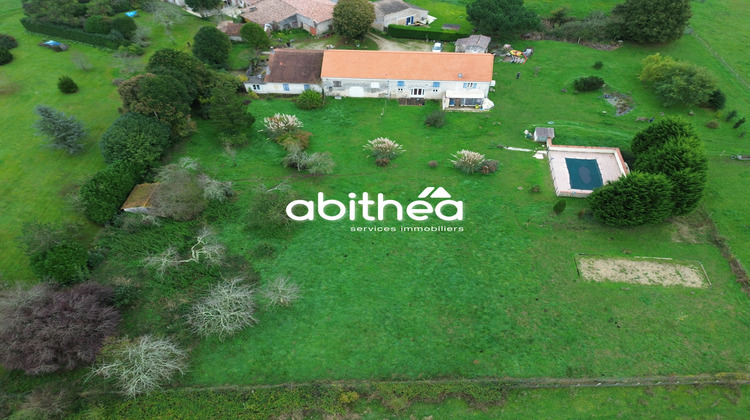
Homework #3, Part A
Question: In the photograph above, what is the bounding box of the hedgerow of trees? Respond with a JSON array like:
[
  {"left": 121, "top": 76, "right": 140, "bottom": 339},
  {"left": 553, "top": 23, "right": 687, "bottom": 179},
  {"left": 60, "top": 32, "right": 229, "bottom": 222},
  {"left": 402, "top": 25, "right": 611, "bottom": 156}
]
[
  {"left": 639, "top": 54, "right": 718, "bottom": 107},
  {"left": 79, "top": 160, "right": 143, "bottom": 225}
]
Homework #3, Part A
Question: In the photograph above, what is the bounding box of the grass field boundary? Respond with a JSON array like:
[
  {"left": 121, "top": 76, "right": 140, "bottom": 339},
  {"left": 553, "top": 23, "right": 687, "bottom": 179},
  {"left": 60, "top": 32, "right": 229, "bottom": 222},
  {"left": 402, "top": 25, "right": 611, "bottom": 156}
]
[
  {"left": 691, "top": 32, "right": 750, "bottom": 91},
  {"left": 69, "top": 372, "right": 750, "bottom": 399}
]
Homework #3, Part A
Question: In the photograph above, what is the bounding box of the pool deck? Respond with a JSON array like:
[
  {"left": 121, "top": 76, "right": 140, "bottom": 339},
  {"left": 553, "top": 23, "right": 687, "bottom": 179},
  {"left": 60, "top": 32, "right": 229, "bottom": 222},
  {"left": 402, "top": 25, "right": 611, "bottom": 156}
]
[{"left": 547, "top": 142, "right": 629, "bottom": 197}]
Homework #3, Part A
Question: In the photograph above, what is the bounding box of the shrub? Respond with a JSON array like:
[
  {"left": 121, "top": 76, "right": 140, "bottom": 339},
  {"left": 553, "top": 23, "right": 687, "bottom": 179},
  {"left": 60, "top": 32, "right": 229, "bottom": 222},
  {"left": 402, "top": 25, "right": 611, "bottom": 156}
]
[
  {"left": 100, "top": 113, "right": 171, "bottom": 167},
  {"left": 479, "top": 159, "right": 499, "bottom": 174},
  {"left": 283, "top": 148, "right": 335, "bottom": 175},
  {"left": 32, "top": 241, "right": 89, "bottom": 284},
  {"left": 18, "top": 387, "right": 72, "bottom": 419},
  {"left": 260, "top": 276, "right": 300, "bottom": 307},
  {"left": 0, "top": 34, "right": 18, "bottom": 50},
  {"left": 90, "top": 335, "right": 187, "bottom": 397},
  {"left": 186, "top": 277, "right": 257, "bottom": 340},
  {"left": 428, "top": 160, "right": 438, "bottom": 168},
  {"left": 221, "top": 133, "right": 250, "bottom": 148},
  {"left": 277, "top": 130, "right": 311, "bottom": 151},
  {"left": 705, "top": 120, "right": 719, "bottom": 129},
  {"left": 198, "top": 174, "right": 233, "bottom": 202},
  {"left": 530, "top": 185, "right": 541, "bottom": 193},
  {"left": 725, "top": 109, "right": 738, "bottom": 122},
  {"left": 364, "top": 137, "right": 405, "bottom": 160},
  {"left": 84, "top": 15, "right": 113, "bottom": 35},
  {"left": 296, "top": 89, "right": 324, "bottom": 110},
  {"left": 588, "top": 172, "right": 674, "bottom": 226},
  {"left": 573, "top": 75, "right": 605, "bottom": 92},
  {"left": 553, "top": 199, "right": 567, "bottom": 214},
  {"left": 247, "top": 183, "right": 298, "bottom": 235},
  {"left": 0, "top": 47, "right": 12, "bottom": 65},
  {"left": 450, "top": 150, "right": 485, "bottom": 174},
  {"left": 425, "top": 110, "right": 446, "bottom": 128},
  {"left": 151, "top": 159, "right": 208, "bottom": 221},
  {"left": 79, "top": 161, "right": 143, "bottom": 225},
  {"left": 112, "top": 15, "right": 137, "bottom": 40},
  {"left": 0, "top": 283, "right": 120, "bottom": 375},
  {"left": 734, "top": 117, "right": 746, "bottom": 129},
  {"left": 57, "top": 75, "right": 79, "bottom": 94},
  {"left": 593, "top": 60, "right": 603, "bottom": 69},
  {"left": 705, "top": 89, "right": 726, "bottom": 110},
  {"left": 263, "top": 113, "right": 303, "bottom": 139}
]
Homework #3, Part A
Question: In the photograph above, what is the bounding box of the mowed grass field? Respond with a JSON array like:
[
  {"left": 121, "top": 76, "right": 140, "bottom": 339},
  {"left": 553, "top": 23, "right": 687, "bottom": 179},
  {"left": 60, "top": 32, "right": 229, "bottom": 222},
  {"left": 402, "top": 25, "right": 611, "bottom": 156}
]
[{"left": 0, "top": 1, "right": 211, "bottom": 281}]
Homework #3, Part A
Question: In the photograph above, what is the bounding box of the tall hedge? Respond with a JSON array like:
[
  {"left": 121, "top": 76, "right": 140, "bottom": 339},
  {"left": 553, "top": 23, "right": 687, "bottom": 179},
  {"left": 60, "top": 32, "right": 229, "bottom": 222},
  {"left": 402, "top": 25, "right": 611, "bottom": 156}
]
[
  {"left": 630, "top": 116, "right": 696, "bottom": 156},
  {"left": 387, "top": 25, "right": 470, "bottom": 41},
  {"left": 79, "top": 161, "right": 143, "bottom": 225},
  {"left": 21, "top": 18, "right": 130, "bottom": 49},
  {"left": 588, "top": 172, "right": 674, "bottom": 226},
  {"left": 100, "top": 113, "right": 171, "bottom": 167}
]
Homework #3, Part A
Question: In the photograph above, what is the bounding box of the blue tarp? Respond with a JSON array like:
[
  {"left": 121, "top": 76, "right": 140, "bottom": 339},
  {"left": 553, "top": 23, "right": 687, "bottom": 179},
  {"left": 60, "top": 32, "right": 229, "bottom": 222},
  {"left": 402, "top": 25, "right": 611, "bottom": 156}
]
[
  {"left": 43, "top": 40, "right": 61, "bottom": 46},
  {"left": 125, "top": 11, "right": 138, "bottom": 17}
]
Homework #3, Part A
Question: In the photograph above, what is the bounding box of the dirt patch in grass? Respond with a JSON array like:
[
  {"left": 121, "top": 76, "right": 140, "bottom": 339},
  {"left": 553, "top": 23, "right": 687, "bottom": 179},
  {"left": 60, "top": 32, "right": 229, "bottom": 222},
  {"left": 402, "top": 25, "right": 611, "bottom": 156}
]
[{"left": 576, "top": 256, "right": 708, "bottom": 288}]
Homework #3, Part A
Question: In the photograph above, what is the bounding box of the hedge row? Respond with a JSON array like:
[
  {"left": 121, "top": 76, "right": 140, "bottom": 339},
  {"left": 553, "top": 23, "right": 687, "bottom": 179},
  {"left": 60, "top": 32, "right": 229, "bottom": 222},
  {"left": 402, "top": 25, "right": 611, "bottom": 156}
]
[
  {"left": 387, "top": 25, "right": 471, "bottom": 42},
  {"left": 80, "top": 161, "right": 143, "bottom": 225},
  {"left": 20, "top": 18, "right": 130, "bottom": 50}
]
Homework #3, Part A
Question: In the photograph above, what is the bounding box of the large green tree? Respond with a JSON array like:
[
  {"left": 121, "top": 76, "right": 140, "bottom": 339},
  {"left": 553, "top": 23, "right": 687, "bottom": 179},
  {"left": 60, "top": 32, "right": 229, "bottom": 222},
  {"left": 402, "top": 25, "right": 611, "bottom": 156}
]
[
  {"left": 79, "top": 161, "right": 143, "bottom": 225},
  {"left": 640, "top": 54, "right": 717, "bottom": 107},
  {"left": 588, "top": 172, "right": 674, "bottom": 227},
  {"left": 240, "top": 22, "right": 271, "bottom": 51},
  {"left": 100, "top": 113, "right": 171, "bottom": 167},
  {"left": 118, "top": 73, "right": 195, "bottom": 138},
  {"left": 630, "top": 116, "right": 696, "bottom": 156},
  {"left": 333, "top": 0, "right": 375, "bottom": 40},
  {"left": 611, "top": 0, "right": 691, "bottom": 44},
  {"left": 205, "top": 74, "right": 255, "bottom": 135},
  {"left": 146, "top": 48, "right": 214, "bottom": 103},
  {"left": 466, "top": 0, "right": 539, "bottom": 38},
  {"left": 192, "top": 26, "right": 231, "bottom": 68},
  {"left": 34, "top": 105, "right": 86, "bottom": 154}
]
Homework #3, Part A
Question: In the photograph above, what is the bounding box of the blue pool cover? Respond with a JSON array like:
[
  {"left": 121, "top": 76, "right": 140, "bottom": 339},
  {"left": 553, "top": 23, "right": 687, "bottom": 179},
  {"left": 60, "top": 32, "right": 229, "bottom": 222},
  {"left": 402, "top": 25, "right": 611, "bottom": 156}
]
[{"left": 566, "top": 158, "right": 603, "bottom": 190}]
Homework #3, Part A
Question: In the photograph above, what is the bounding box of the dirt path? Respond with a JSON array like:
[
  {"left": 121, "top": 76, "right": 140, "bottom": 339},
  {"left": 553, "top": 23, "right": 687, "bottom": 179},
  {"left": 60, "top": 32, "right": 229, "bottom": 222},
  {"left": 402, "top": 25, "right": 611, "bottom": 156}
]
[{"left": 366, "top": 33, "right": 433, "bottom": 51}]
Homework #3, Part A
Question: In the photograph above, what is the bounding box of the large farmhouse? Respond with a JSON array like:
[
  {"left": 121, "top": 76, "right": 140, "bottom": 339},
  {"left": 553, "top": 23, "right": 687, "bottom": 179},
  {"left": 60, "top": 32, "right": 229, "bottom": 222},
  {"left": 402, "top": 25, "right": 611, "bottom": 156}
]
[{"left": 246, "top": 49, "right": 495, "bottom": 110}]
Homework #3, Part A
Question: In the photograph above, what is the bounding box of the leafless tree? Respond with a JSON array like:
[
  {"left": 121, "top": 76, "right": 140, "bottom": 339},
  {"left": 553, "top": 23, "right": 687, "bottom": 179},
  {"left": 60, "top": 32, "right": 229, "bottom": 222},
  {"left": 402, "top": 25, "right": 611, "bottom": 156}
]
[
  {"left": 144, "top": 226, "right": 225, "bottom": 275},
  {"left": 71, "top": 51, "right": 93, "bottom": 72},
  {"left": 260, "top": 276, "right": 301, "bottom": 308},
  {"left": 89, "top": 335, "right": 187, "bottom": 397},
  {"left": 186, "top": 276, "right": 257, "bottom": 340}
]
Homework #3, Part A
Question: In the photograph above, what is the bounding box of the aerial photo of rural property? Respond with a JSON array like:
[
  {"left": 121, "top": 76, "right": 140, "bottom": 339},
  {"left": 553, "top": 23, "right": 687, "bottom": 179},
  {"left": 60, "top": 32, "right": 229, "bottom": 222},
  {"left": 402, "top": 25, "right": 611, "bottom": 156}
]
[{"left": 2, "top": 0, "right": 750, "bottom": 417}]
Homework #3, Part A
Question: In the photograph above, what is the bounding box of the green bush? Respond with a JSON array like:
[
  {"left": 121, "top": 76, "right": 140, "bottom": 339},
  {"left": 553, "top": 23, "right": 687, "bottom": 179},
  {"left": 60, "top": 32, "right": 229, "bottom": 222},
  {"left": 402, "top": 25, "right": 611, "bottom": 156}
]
[
  {"left": 0, "top": 47, "right": 12, "bottom": 65},
  {"left": 553, "top": 199, "right": 567, "bottom": 214},
  {"left": 573, "top": 75, "right": 605, "bottom": 92},
  {"left": 0, "top": 34, "right": 18, "bottom": 50},
  {"left": 630, "top": 117, "right": 696, "bottom": 156},
  {"left": 296, "top": 89, "right": 324, "bottom": 110},
  {"left": 20, "top": 18, "right": 130, "bottom": 49},
  {"left": 734, "top": 117, "right": 746, "bottom": 129},
  {"left": 57, "top": 75, "right": 78, "bottom": 94},
  {"left": 705, "top": 120, "right": 719, "bottom": 129},
  {"left": 112, "top": 15, "right": 137, "bottom": 40},
  {"left": 725, "top": 109, "right": 738, "bottom": 122},
  {"left": 705, "top": 89, "right": 726, "bottom": 110},
  {"left": 84, "top": 15, "right": 113, "bottom": 35},
  {"left": 100, "top": 113, "right": 171, "bottom": 167},
  {"left": 79, "top": 161, "right": 143, "bottom": 225},
  {"left": 387, "top": 25, "right": 470, "bottom": 41},
  {"left": 31, "top": 241, "right": 89, "bottom": 284},
  {"left": 593, "top": 60, "right": 603, "bottom": 69},
  {"left": 479, "top": 159, "right": 499, "bottom": 174},
  {"left": 425, "top": 110, "right": 446, "bottom": 128},
  {"left": 588, "top": 172, "right": 674, "bottom": 226}
]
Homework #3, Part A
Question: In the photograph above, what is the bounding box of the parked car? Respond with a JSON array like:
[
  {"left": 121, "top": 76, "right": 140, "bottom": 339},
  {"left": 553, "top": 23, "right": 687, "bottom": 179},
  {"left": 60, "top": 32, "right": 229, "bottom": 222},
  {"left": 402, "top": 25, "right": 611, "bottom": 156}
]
[{"left": 432, "top": 42, "right": 442, "bottom": 53}]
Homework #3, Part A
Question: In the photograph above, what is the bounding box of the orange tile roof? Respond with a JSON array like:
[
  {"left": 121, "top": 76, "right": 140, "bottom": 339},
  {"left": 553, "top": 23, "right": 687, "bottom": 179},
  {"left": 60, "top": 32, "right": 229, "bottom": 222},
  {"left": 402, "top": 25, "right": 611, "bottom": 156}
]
[{"left": 321, "top": 50, "right": 494, "bottom": 82}]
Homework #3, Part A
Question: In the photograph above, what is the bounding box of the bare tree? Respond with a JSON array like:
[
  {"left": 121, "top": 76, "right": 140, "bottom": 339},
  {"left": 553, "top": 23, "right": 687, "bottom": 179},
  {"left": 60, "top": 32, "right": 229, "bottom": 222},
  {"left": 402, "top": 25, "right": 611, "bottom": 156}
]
[
  {"left": 113, "top": 48, "right": 143, "bottom": 77},
  {"left": 144, "top": 226, "right": 225, "bottom": 275},
  {"left": 89, "top": 335, "right": 187, "bottom": 397},
  {"left": 71, "top": 51, "right": 93, "bottom": 72},
  {"left": 152, "top": 3, "right": 185, "bottom": 46},
  {"left": 260, "top": 276, "right": 301, "bottom": 308},
  {"left": 186, "top": 276, "right": 257, "bottom": 340}
]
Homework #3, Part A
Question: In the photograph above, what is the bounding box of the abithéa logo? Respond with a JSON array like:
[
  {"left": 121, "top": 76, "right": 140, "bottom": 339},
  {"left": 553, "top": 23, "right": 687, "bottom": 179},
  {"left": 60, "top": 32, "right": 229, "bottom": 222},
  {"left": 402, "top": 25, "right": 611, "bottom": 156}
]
[{"left": 286, "top": 187, "right": 463, "bottom": 221}]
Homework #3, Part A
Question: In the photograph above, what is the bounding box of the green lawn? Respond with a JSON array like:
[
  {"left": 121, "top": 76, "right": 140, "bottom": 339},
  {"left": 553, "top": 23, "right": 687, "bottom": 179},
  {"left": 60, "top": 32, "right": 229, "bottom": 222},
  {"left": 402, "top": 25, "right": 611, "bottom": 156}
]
[{"left": 0, "top": 1, "right": 211, "bottom": 282}]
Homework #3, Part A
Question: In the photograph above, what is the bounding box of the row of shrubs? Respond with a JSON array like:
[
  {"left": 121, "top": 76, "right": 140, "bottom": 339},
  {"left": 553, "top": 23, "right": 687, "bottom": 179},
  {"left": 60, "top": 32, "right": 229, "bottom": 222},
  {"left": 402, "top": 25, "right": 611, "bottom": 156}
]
[
  {"left": 387, "top": 25, "right": 471, "bottom": 42},
  {"left": 20, "top": 18, "right": 131, "bottom": 50}
]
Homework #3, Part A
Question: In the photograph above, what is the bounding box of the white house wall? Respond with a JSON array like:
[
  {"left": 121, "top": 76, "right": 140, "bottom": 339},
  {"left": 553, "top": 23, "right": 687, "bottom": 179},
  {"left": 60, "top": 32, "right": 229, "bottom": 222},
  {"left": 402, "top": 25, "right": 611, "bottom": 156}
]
[
  {"left": 244, "top": 82, "right": 323, "bottom": 95},
  {"left": 373, "top": 8, "right": 429, "bottom": 31},
  {"left": 322, "top": 78, "right": 490, "bottom": 100}
]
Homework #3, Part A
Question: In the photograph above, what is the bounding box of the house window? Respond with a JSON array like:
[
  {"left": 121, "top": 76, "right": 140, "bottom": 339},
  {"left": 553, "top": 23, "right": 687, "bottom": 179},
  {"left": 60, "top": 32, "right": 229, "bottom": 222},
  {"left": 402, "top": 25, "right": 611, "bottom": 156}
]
[
  {"left": 303, "top": 84, "right": 311, "bottom": 91},
  {"left": 397, "top": 88, "right": 404, "bottom": 92},
  {"left": 432, "top": 82, "right": 440, "bottom": 88},
  {"left": 410, "top": 88, "right": 424, "bottom": 97},
  {"left": 463, "top": 82, "right": 477, "bottom": 89},
  {"left": 432, "top": 89, "right": 439, "bottom": 93},
  {"left": 333, "top": 80, "right": 342, "bottom": 87},
  {"left": 252, "top": 84, "right": 261, "bottom": 91},
  {"left": 397, "top": 81, "right": 405, "bottom": 87},
  {"left": 462, "top": 97, "right": 483, "bottom": 106},
  {"left": 283, "top": 84, "right": 290, "bottom": 91}
]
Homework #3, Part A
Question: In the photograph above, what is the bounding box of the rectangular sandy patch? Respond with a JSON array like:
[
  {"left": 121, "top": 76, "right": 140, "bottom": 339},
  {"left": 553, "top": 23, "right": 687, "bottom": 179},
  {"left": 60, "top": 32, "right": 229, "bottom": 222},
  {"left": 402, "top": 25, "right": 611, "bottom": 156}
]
[{"left": 575, "top": 256, "right": 709, "bottom": 288}]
